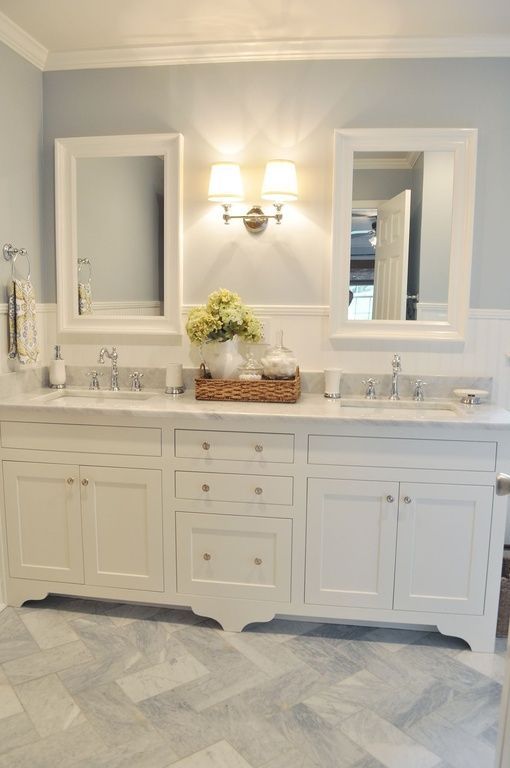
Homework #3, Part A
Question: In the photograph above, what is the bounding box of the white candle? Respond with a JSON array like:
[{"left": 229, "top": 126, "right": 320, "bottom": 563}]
[
  {"left": 166, "top": 363, "right": 183, "bottom": 389},
  {"left": 324, "top": 368, "right": 342, "bottom": 398}
]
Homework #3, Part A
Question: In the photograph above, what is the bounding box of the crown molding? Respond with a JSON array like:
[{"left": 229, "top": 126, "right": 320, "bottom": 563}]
[
  {"left": 44, "top": 35, "right": 510, "bottom": 71},
  {"left": 0, "top": 11, "right": 47, "bottom": 70}
]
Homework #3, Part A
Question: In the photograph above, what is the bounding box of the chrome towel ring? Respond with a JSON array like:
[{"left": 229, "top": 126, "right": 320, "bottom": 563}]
[{"left": 3, "top": 243, "right": 31, "bottom": 281}]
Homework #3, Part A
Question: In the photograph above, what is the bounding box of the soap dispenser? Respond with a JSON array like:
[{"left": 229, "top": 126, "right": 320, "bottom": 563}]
[{"left": 49, "top": 345, "right": 66, "bottom": 389}]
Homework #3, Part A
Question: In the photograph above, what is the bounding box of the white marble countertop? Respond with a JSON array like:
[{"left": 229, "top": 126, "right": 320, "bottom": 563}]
[{"left": 0, "top": 386, "right": 509, "bottom": 430}]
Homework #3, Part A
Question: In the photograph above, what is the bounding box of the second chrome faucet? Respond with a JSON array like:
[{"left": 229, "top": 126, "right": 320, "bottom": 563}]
[{"left": 389, "top": 353, "right": 401, "bottom": 400}]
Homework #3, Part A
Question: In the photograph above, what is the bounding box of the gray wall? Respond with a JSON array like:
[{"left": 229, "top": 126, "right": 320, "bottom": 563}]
[
  {"left": 41, "top": 59, "right": 510, "bottom": 309},
  {"left": 0, "top": 42, "right": 42, "bottom": 300}
]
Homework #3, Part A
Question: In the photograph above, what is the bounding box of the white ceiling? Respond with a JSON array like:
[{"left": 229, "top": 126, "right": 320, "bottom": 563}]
[{"left": 0, "top": 0, "right": 509, "bottom": 71}]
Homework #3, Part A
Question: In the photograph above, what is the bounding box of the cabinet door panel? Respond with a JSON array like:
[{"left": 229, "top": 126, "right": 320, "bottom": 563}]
[
  {"left": 394, "top": 483, "right": 493, "bottom": 614},
  {"left": 3, "top": 461, "right": 83, "bottom": 583},
  {"left": 306, "top": 478, "right": 399, "bottom": 609},
  {"left": 81, "top": 467, "right": 163, "bottom": 591}
]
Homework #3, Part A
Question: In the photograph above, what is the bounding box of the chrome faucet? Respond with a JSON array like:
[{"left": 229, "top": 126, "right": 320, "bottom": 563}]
[
  {"left": 389, "top": 354, "right": 401, "bottom": 400},
  {"left": 98, "top": 346, "right": 119, "bottom": 391}
]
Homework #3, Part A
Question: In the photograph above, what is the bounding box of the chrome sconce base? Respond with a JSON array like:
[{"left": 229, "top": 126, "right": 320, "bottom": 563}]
[{"left": 222, "top": 203, "right": 283, "bottom": 234}]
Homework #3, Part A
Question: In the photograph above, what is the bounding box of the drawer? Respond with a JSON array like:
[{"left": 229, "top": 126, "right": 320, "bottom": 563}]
[
  {"left": 308, "top": 435, "right": 496, "bottom": 472},
  {"left": 175, "top": 471, "right": 293, "bottom": 505},
  {"left": 176, "top": 511, "right": 292, "bottom": 601},
  {"left": 1, "top": 422, "right": 161, "bottom": 457},
  {"left": 175, "top": 429, "right": 294, "bottom": 463}
]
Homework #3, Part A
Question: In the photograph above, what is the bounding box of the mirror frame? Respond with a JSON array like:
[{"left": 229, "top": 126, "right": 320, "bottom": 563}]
[
  {"left": 330, "top": 128, "right": 477, "bottom": 341},
  {"left": 55, "top": 133, "right": 183, "bottom": 341}
]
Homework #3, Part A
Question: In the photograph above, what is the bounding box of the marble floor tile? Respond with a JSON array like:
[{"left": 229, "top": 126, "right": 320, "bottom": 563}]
[
  {"left": 72, "top": 733, "right": 178, "bottom": 768},
  {"left": 0, "top": 721, "right": 106, "bottom": 768},
  {"left": 303, "top": 669, "right": 396, "bottom": 725},
  {"left": 103, "top": 603, "right": 165, "bottom": 626},
  {"left": 2, "top": 639, "right": 93, "bottom": 685},
  {"left": 117, "top": 653, "right": 209, "bottom": 703},
  {"left": 15, "top": 673, "right": 85, "bottom": 737},
  {"left": 286, "top": 634, "right": 363, "bottom": 679},
  {"left": 406, "top": 712, "right": 495, "bottom": 768},
  {"left": 0, "top": 667, "right": 22, "bottom": 720},
  {"left": 0, "top": 607, "right": 40, "bottom": 663},
  {"left": 247, "top": 618, "right": 323, "bottom": 643},
  {"left": 433, "top": 679, "right": 502, "bottom": 737},
  {"left": 454, "top": 647, "right": 507, "bottom": 683},
  {"left": 374, "top": 679, "right": 457, "bottom": 731},
  {"left": 0, "top": 711, "right": 40, "bottom": 753},
  {"left": 69, "top": 616, "right": 140, "bottom": 660},
  {"left": 169, "top": 739, "right": 253, "bottom": 768},
  {"left": 360, "top": 627, "right": 431, "bottom": 653},
  {"left": 259, "top": 748, "right": 322, "bottom": 767},
  {"left": 20, "top": 609, "right": 80, "bottom": 650},
  {"left": 340, "top": 708, "right": 442, "bottom": 768},
  {"left": 222, "top": 630, "right": 305, "bottom": 678}
]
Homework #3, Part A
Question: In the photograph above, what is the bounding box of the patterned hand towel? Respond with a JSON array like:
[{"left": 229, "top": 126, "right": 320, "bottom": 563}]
[
  {"left": 8, "top": 279, "right": 39, "bottom": 364},
  {"left": 78, "top": 281, "right": 92, "bottom": 315}
]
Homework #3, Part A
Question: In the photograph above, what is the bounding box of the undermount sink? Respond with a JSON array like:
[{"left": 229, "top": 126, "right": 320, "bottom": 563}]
[
  {"left": 30, "top": 389, "right": 158, "bottom": 404},
  {"left": 339, "top": 398, "right": 459, "bottom": 419}
]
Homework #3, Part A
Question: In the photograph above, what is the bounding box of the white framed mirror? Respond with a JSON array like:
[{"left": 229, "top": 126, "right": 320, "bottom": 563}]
[
  {"left": 55, "top": 133, "right": 183, "bottom": 341},
  {"left": 330, "top": 128, "right": 477, "bottom": 341}
]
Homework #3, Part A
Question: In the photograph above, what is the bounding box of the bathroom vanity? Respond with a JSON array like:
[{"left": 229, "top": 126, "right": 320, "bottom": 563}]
[{"left": 0, "top": 389, "right": 508, "bottom": 652}]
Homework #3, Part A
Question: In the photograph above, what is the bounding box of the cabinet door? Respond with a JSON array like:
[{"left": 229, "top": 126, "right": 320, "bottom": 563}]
[
  {"left": 394, "top": 483, "right": 493, "bottom": 615},
  {"left": 306, "top": 478, "right": 399, "bottom": 609},
  {"left": 81, "top": 466, "right": 163, "bottom": 591},
  {"left": 3, "top": 461, "right": 84, "bottom": 583}
]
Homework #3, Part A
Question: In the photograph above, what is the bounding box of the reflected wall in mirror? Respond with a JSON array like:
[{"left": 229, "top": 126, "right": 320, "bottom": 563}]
[
  {"left": 330, "top": 129, "right": 477, "bottom": 341},
  {"left": 55, "top": 133, "right": 182, "bottom": 341}
]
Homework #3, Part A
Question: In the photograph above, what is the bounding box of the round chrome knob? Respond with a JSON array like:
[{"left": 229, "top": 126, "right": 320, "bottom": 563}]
[
  {"left": 254, "top": 557, "right": 263, "bottom": 565},
  {"left": 403, "top": 496, "right": 412, "bottom": 504},
  {"left": 386, "top": 495, "right": 394, "bottom": 503},
  {"left": 254, "top": 445, "right": 263, "bottom": 453},
  {"left": 202, "top": 442, "right": 210, "bottom": 451},
  {"left": 254, "top": 487, "right": 263, "bottom": 495},
  {"left": 203, "top": 553, "right": 211, "bottom": 561},
  {"left": 81, "top": 478, "right": 89, "bottom": 486},
  {"left": 201, "top": 484, "right": 210, "bottom": 492},
  {"left": 67, "top": 477, "right": 74, "bottom": 485}
]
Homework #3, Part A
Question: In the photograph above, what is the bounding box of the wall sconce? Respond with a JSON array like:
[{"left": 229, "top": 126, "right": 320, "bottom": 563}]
[{"left": 208, "top": 160, "right": 298, "bottom": 234}]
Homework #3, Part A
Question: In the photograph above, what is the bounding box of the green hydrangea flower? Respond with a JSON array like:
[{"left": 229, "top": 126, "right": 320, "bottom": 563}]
[{"left": 186, "top": 289, "right": 263, "bottom": 345}]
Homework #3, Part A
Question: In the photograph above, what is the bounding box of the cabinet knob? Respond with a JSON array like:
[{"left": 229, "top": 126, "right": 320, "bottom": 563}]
[
  {"left": 203, "top": 552, "right": 211, "bottom": 561},
  {"left": 67, "top": 477, "right": 74, "bottom": 485},
  {"left": 81, "top": 478, "right": 89, "bottom": 486},
  {"left": 202, "top": 483, "right": 210, "bottom": 492},
  {"left": 254, "top": 444, "right": 263, "bottom": 453},
  {"left": 254, "top": 557, "right": 263, "bottom": 565},
  {"left": 202, "top": 442, "right": 210, "bottom": 451},
  {"left": 403, "top": 496, "right": 412, "bottom": 504},
  {"left": 386, "top": 495, "right": 394, "bottom": 503},
  {"left": 254, "top": 487, "right": 263, "bottom": 495}
]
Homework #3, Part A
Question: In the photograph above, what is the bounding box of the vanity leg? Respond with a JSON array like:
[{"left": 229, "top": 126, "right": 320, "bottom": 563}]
[
  {"left": 436, "top": 616, "right": 497, "bottom": 653},
  {"left": 189, "top": 598, "right": 276, "bottom": 633},
  {"left": 5, "top": 580, "right": 49, "bottom": 608}
]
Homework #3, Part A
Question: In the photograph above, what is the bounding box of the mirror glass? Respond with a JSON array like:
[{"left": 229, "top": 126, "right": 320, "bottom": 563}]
[
  {"left": 55, "top": 133, "right": 182, "bottom": 341},
  {"left": 76, "top": 156, "right": 165, "bottom": 317},
  {"left": 349, "top": 151, "right": 454, "bottom": 322},
  {"left": 329, "top": 129, "right": 477, "bottom": 342}
]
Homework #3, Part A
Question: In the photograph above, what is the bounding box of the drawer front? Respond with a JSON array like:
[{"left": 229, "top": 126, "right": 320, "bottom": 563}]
[
  {"left": 176, "top": 511, "right": 292, "bottom": 601},
  {"left": 308, "top": 435, "right": 496, "bottom": 472},
  {"left": 175, "top": 471, "right": 293, "bottom": 505},
  {"left": 175, "top": 429, "right": 294, "bottom": 463},
  {"left": 1, "top": 422, "right": 162, "bottom": 457}
]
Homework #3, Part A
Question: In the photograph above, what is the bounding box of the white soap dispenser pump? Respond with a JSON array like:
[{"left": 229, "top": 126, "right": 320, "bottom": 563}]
[{"left": 49, "top": 345, "right": 66, "bottom": 390}]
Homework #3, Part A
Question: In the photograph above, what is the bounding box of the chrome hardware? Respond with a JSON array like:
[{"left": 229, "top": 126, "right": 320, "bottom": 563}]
[
  {"left": 254, "top": 557, "right": 263, "bottom": 565},
  {"left": 386, "top": 495, "right": 394, "bottom": 503},
  {"left": 497, "top": 474, "right": 510, "bottom": 496},
  {"left": 203, "top": 553, "right": 211, "bottom": 561},
  {"left": 81, "top": 478, "right": 89, "bottom": 486},
  {"left": 3, "top": 243, "right": 31, "bottom": 280},
  {"left": 202, "top": 442, "right": 211, "bottom": 451},
  {"left": 254, "top": 487, "right": 263, "bottom": 495},
  {"left": 202, "top": 483, "right": 210, "bottom": 492},
  {"left": 462, "top": 393, "right": 481, "bottom": 405},
  {"left": 87, "top": 370, "right": 102, "bottom": 390},
  {"left": 403, "top": 496, "right": 412, "bottom": 504},
  {"left": 67, "top": 477, "right": 74, "bottom": 485},
  {"left": 129, "top": 371, "right": 144, "bottom": 392},
  {"left": 254, "top": 444, "right": 264, "bottom": 453},
  {"left": 362, "top": 378, "right": 379, "bottom": 399},
  {"left": 413, "top": 380, "right": 427, "bottom": 402},
  {"left": 389, "top": 354, "right": 401, "bottom": 401},
  {"left": 98, "top": 346, "right": 119, "bottom": 391}
]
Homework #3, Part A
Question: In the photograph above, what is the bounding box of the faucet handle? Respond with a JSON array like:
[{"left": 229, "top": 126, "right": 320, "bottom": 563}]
[
  {"left": 392, "top": 353, "right": 402, "bottom": 372},
  {"left": 87, "top": 370, "right": 103, "bottom": 390},
  {"left": 129, "top": 371, "right": 144, "bottom": 392},
  {"left": 361, "top": 378, "right": 379, "bottom": 399},
  {"left": 413, "top": 379, "right": 427, "bottom": 401}
]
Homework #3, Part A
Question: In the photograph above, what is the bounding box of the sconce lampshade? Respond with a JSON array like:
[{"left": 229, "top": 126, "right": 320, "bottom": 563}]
[
  {"left": 208, "top": 162, "right": 244, "bottom": 203},
  {"left": 261, "top": 160, "right": 298, "bottom": 202}
]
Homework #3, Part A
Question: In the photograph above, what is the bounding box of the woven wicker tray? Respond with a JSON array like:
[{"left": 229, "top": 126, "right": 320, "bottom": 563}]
[{"left": 195, "top": 368, "right": 300, "bottom": 403}]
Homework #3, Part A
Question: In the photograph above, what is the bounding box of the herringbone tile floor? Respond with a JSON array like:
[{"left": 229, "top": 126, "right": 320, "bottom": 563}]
[{"left": 0, "top": 597, "right": 505, "bottom": 768}]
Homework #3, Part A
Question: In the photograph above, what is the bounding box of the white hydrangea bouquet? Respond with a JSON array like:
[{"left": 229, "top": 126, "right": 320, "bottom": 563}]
[{"left": 186, "top": 288, "right": 262, "bottom": 346}]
